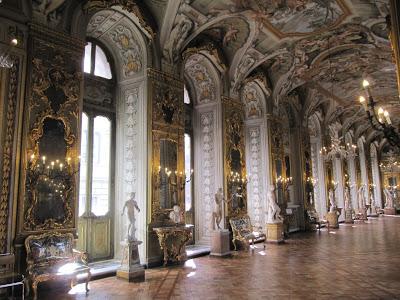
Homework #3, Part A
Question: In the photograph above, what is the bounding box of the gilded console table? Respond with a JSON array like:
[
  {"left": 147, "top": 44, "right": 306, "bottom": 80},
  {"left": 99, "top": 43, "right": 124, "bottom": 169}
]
[{"left": 153, "top": 225, "right": 193, "bottom": 266}]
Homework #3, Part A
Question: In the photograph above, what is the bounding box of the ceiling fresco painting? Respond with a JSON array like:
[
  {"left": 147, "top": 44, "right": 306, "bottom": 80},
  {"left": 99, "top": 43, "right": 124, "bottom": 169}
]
[{"left": 58, "top": 0, "right": 397, "bottom": 147}]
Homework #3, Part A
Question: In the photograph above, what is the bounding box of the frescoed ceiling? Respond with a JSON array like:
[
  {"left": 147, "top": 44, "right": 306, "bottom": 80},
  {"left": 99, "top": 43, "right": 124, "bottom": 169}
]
[{"left": 83, "top": 0, "right": 398, "bottom": 146}]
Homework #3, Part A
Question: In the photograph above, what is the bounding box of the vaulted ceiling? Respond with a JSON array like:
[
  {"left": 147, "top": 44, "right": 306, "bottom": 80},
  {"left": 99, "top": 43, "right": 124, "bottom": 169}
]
[{"left": 143, "top": 0, "right": 398, "bottom": 146}]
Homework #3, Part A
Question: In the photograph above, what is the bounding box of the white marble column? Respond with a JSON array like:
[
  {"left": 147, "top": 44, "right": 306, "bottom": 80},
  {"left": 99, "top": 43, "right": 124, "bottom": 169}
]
[
  {"left": 194, "top": 103, "right": 223, "bottom": 244},
  {"left": 347, "top": 152, "right": 358, "bottom": 210},
  {"left": 245, "top": 119, "right": 269, "bottom": 229},
  {"left": 115, "top": 80, "right": 148, "bottom": 263},
  {"left": 310, "top": 137, "right": 327, "bottom": 218},
  {"left": 370, "top": 144, "right": 383, "bottom": 208},
  {"left": 358, "top": 137, "right": 369, "bottom": 206},
  {"left": 333, "top": 157, "right": 345, "bottom": 221}
]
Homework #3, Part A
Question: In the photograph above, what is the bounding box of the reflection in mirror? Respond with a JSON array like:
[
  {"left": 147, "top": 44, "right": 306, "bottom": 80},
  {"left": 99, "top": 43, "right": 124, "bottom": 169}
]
[
  {"left": 275, "top": 159, "right": 283, "bottom": 203},
  {"left": 33, "top": 117, "right": 69, "bottom": 224},
  {"left": 285, "top": 155, "right": 291, "bottom": 178},
  {"left": 160, "top": 139, "right": 178, "bottom": 209},
  {"left": 276, "top": 159, "right": 282, "bottom": 177}
]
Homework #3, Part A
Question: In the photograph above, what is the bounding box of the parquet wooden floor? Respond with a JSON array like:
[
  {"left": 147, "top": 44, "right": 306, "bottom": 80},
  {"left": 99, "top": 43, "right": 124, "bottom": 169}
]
[{"left": 39, "top": 216, "right": 400, "bottom": 299}]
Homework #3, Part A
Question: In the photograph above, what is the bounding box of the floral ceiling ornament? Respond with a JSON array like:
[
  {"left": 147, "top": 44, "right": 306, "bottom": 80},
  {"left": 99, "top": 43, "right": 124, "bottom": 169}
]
[{"left": 109, "top": 24, "right": 143, "bottom": 77}]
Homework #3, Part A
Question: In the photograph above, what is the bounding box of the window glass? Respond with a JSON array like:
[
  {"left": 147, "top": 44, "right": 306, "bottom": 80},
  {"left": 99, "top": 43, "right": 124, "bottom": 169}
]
[
  {"left": 79, "top": 113, "right": 89, "bottom": 216},
  {"left": 184, "top": 133, "right": 192, "bottom": 211},
  {"left": 91, "top": 116, "right": 111, "bottom": 216},
  {"left": 84, "top": 42, "right": 92, "bottom": 74},
  {"left": 94, "top": 45, "right": 112, "bottom": 79},
  {"left": 184, "top": 86, "right": 191, "bottom": 104}
]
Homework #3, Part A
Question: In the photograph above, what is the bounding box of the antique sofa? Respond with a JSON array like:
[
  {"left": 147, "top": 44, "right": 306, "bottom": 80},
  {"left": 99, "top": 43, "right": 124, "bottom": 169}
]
[
  {"left": 306, "top": 210, "right": 328, "bottom": 232},
  {"left": 25, "top": 232, "right": 91, "bottom": 300},
  {"left": 229, "top": 215, "right": 265, "bottom": 250}
]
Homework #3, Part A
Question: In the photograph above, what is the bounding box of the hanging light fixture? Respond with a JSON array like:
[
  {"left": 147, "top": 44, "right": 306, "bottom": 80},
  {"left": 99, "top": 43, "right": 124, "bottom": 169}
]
[
  {"left": 0, "top": 38, "right": 18, "bottom": 68},
  {"left": 358, "top": 79, "right": 400, "bottom": 148}
]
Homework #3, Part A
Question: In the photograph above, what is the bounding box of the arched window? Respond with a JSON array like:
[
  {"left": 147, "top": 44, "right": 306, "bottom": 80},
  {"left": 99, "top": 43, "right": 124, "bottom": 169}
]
[
  {"left": 84, "top": 41, "right": 112, "bottom": 79},
  {"left": 184, "top": 85, "right": 194, "bottom": 232},
  {"left": 78, "top": 40, "right": 115, "bottom": 261}
]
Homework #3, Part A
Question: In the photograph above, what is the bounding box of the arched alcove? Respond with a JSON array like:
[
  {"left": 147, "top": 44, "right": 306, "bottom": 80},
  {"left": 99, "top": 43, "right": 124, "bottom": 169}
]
[
  {"left": 75, "top": 7, "right": 151, "bottom": 263},
  {"left": 241, "top": 80, "right": 269, "bottom": 229},
  {"left": 184, "top": 52, "right": 224, "bottom": 244},
  {"left": 308, "top": 112, "right": 328, "bottom": 218}
]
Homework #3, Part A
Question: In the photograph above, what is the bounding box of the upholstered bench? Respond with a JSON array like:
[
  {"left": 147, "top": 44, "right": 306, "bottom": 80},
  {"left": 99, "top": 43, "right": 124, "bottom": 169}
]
[
  {"left": 25, "top": 232, "right": 91, "bottom": 300},
  {"left": 306, "top": 210, "right": 328, "bottom": 232},
  {"left": 229, "top": 215, "right": 265, "bottom": 250}
]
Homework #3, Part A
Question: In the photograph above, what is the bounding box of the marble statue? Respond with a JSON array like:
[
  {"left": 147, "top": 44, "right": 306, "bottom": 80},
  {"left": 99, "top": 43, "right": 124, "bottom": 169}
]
[
  {"left": 121, "top": 192, "right": 140, "bottom": 241},
  {"left": 384, "top": 187, "right": 394, "bottom": 208},
  {"left": 169, "top": 205, "right": 184, "bottom": 224},
  {"left": 344, "top": 187, "right": 351, "bottom": 210},
  {"left": 328, "top": 189, "right": 336, "bottom": 212},
  {"left": 211, "top": 188, "right": 229, "bottom": 230},
  {"left": 267, "top": 185, "right": 283, "bottom": 224},
  {"left": 358, "top": 185, "right": 366, "bottom": 209}
]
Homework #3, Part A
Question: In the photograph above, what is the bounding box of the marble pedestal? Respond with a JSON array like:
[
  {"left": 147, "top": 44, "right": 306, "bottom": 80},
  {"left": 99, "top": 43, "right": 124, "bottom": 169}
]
[
  {"left": 326, "top": 211, "right": 339, "bottom": 228},
  {"left": 210, "top": 230, "right": 231, "bottom": 256},
  {"left": 266, "top": 223, "right": 284, "bottom": 243},
  {"left": 344, "top": 208, "right": 354, "bottom": 224},
  {"left": 384, "top": 207, "right": 396, "bottom": 215},
  {"left": 369, "top": 206, "right": 379, "bottom": 217},
  {"left": 358, "top": 207, "right": 368, "bottom": 220},
  {"left": 117, "top": 240, "right": 145, "bottom": 282}
]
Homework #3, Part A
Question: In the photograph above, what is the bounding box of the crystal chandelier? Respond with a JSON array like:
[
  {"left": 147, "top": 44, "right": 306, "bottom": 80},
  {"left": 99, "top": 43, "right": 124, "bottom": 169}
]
[
  {"left": 320, "top": 136, "right": 349, "bottom": 161},
  {"left": 0, "top": 38, "right": 18, "bottom": 69},
  {"left": 358, "top": 79, "right": 400, "bottom": 148}
]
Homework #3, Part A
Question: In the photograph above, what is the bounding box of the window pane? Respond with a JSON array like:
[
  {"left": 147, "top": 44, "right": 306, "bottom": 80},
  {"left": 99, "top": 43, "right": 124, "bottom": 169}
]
[
  {"left": 84, "top": 42, "right": 92, "bottom": 74},
  {"left": 184, "top": 86, "right": 190, "bottom": 104},
  {"left": 91, "top": 116, "right": 111, "bottom": 216},
  {"left": 184, "top": 133, "right": 192, "bottom": 211},
  {"left": 94, "top": 45, "right": 112, "bottom": 79},
  {"left": 79, "top": 113, "right": 89, "bottom": 216}
]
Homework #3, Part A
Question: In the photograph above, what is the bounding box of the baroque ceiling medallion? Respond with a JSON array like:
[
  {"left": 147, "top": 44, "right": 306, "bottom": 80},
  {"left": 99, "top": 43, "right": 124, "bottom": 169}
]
[{"left": 260, "top": 0, "right": 351, "bottom": 38}]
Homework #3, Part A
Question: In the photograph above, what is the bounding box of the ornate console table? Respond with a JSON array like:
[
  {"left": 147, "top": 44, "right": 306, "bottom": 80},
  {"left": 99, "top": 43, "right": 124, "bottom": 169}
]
[{"left": 153, "top": 225, "right": 193, "bottom": 266}]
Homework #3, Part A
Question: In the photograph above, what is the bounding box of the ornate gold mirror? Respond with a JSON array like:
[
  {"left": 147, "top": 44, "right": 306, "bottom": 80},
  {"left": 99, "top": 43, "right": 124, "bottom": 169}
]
[
  {"left": 159, "top": 139, "right": 178, "bottom": 209},
  {"left": 25, "top": 117, "right": 75, "bottom": 230}
]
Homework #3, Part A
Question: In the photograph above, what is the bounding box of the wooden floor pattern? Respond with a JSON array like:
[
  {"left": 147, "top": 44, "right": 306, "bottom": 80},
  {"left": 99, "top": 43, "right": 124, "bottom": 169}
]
[{"left": 38, "top": 216, "right": 400, "bottom": 299}]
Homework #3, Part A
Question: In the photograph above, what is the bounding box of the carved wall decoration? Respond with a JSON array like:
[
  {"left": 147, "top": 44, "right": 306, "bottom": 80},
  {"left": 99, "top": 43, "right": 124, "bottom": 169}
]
[
  {"left": 123, "top": 89, "right": 139, "bottom": 207},
  {"left": 242, "top": 84, "right": 262, "bottom": 119},
  {"left": 247, "top": 127, "right": 262, "bottom": 228},
  {"left": 150, "top": 70, "right": 183, "bottom": 127},
  {"left": 21, "top": 26, "right": 84, "bottom": 233},
  {"left": 199, "top": 112, "right": 215, "bottom": 239},
  {"left": 185, "top": 56, "right": 216, "bottom": 104},
  {"left": 0, "top": 59, "right": 19, "bottom": 253},
  {"left": 109, "top": 24, "right": 143, "bottom": 77},
  {"left": 84, "top": 0, "right": 156, "bottom": 39}
]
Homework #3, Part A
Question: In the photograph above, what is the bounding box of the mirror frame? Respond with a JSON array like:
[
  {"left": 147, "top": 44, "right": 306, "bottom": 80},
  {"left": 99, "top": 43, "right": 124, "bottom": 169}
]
[
  {"left": 152, "top": 131, "right": 184, "bottom": 220},
  {"left": 25, "top": 115, "right": 76, "bottom": 230}
]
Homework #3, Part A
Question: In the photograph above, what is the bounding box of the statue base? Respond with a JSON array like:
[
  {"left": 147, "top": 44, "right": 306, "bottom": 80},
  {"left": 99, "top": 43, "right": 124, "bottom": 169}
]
[
  {"left": 326, "top": 211, "right": 339, "bottom": 228},
  {"left": 210, "top": 230, "right": 232, "bottom": 257},
  {"left": 358, "top": 207, "right": 368, "bottom": 220},
  {"left": 117, "top": 240, "right": 145, "bottom": 282},
  {"left": 384, "top": 207, "right": 396, "bottom": 215},
  {"left": 344, "top": 208, "right": 354, "bottom": 224},
  {"left": 266, "top": 223, "right": 284, "bottom": 243}
]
